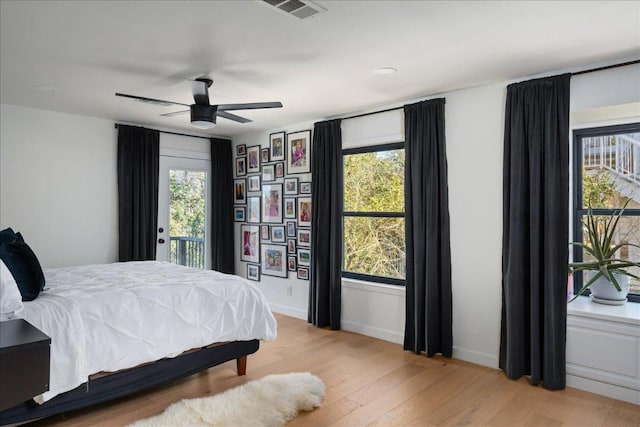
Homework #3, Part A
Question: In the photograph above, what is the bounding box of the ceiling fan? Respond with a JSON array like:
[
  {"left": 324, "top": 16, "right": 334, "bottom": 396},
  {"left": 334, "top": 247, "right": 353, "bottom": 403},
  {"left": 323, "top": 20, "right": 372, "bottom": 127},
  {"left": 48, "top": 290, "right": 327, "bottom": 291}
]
[{"left": 115, "top": 78, "right": 283, "bottom": 129}]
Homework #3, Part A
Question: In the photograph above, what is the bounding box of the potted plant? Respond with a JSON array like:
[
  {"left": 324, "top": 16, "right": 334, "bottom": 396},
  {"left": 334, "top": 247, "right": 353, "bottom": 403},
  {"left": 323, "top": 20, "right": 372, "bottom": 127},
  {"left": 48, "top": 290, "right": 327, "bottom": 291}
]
[{"left": 569, "top": 200, "right": 640, "bottom": 304}]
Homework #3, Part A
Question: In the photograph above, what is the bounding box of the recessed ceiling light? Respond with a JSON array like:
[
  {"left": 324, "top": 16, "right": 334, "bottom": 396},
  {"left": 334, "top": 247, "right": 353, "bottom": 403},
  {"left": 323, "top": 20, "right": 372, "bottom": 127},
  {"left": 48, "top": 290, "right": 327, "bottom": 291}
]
[
  {"left": 32, "top": 85, "right": 59, "bottom": 93},
  {"left": 373, "top": 67, "right": 397, "bottom": 75}
]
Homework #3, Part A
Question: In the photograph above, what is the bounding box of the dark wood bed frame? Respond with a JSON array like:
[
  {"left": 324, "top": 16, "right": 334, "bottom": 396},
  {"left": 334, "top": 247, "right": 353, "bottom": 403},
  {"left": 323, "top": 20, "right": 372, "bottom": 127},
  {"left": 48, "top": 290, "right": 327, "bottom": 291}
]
[{"left": 0, "top": 339, "right": 259, "bottom": 425}]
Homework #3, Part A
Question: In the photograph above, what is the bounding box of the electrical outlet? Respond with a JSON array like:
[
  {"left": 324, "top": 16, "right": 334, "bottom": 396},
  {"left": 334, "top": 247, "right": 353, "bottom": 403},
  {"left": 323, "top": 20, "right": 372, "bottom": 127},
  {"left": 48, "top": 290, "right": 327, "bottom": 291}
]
[{"left": 286, "top": 284, "right": 293, "bottom": 296}]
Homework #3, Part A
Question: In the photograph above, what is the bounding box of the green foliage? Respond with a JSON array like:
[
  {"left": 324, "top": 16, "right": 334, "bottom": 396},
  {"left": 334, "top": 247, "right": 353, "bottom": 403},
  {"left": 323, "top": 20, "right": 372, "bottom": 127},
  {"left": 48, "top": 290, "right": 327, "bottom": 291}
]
[
  {"left": 343, "top": 149, "right": 405, "bottom": 279},
  {"left": 169, "top": 170, "right": 205, "bottom": 238},
  {"left": 344, "top": 150, "right": 404, "bottom": 212},
  {"left": 582, "top": 168, "right": 618, "bottom": 208}
]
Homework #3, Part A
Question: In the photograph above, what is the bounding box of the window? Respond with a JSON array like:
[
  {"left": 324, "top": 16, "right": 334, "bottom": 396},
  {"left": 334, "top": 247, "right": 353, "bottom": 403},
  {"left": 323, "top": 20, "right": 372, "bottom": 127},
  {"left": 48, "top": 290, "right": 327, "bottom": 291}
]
[
  {"left": 342, "top": 143, "right": 405, "bottom": 285},
  {"left": 573, "top": 123, "right": 640, "bottom": 302}
]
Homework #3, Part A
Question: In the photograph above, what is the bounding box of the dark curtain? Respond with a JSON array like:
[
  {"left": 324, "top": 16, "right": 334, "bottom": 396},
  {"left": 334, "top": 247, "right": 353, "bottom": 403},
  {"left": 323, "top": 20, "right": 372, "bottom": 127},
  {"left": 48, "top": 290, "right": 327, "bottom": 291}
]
[
  {"left": 117, "top": 125, "right": 160, "bottom": 262},
  {"left": 500, "top": 73, "right": 570, "bottom": 391},
  {"left": 403, "top": 98, "right": 453, "bottom": 357},
  {"left": 309, "top": 119, "right": 343, "bottom": 330},
  {"left": 210, "top": 137, "right": 235, "bottom": 274}
]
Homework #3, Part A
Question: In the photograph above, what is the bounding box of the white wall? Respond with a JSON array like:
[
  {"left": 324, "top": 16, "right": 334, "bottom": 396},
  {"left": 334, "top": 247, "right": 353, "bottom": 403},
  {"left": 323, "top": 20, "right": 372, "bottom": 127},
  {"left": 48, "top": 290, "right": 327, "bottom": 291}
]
[
  {"left": 1, "top": 104, "right": 119, "bottom": 268},
  {"left": 446, "top": 82, "right": 505, "bottom": 367},
  {"left": 0, "top": 104, "right": 218, "bottom": 268}
]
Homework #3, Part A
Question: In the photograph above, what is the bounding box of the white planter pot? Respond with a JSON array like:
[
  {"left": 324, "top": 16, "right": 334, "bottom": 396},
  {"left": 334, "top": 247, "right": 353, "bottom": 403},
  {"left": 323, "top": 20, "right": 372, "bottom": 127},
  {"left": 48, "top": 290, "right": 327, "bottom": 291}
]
[{"left": 589, "top": 273, "right": 630, "bottom": 304}]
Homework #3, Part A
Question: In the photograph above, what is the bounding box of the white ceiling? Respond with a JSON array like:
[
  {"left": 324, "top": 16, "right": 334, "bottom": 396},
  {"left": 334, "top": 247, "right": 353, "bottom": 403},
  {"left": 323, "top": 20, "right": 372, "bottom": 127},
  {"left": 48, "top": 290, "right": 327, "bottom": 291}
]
[{"left": 1, "top": 0, "right": 639, "bottom": 137}]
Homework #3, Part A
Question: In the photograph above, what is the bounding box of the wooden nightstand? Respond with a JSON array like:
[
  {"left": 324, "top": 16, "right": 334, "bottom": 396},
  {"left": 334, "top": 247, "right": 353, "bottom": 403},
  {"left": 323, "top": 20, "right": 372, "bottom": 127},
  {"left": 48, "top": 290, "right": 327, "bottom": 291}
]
[{"left": 0, "top": 319, "right": 51, "bottom": 411}]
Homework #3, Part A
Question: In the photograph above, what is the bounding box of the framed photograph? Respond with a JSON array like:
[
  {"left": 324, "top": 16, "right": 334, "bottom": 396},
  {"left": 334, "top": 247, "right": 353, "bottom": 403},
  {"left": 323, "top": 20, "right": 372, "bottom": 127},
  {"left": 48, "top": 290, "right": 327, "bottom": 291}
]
[
  {"left": 262, "top": 164, "right": 276, "bottom": 182},
  {"left": 284, "top": 177, "right": 298, "bottom": 195},
  {"left": 297, "top": 267, "right": 309, "bottom": 280},
  {"left": 261, "top": 225, "right": 270, "bottom": 241},
  {"left": 271, "top": 225, "right": 286, "bottom": 243},
  {"left": 287, "top": 238, "right": 296, "bottom": 254},
  {"left": 275, "top": 162, "right": 285, "bottom": 178},
  {"left": 234, "top": 178, "right": 246, "bottom": 204},
  {"left": 262, "top": 184, "right": 283, "bottom": 223},
  {"left": 298, "top": 197, "right": 311, "bottom": 227},
  {"left": 297, "top": 228, "right": 311, "bottom": 247},
  {"left": 247, "top": 196, "right": 261, "bottom": 223},
  {"left": 234, "top": 207, "right": 246, "bottom": 222},
  {"left": 261, "top": 244, "right": 288, "bottom": 278},
  {"left": 287, "top": 221, "right": 296, "bottom": 237},
  {"left": 261, "top": 148, "right": 270, "bottom": 164},
  {"left": 241, "top": 225, "right": 260, "bottom": 263},
  {"left": 300, "top": 182, "right": 311, "bottom": 194},
  {"left": 237, "top": 144, "right": 246, "bottom": 156},
  {"left": 247, "top": 145, "right": 260, "bottom": 173},
  {"left": 236, "top": 157, "right": 247, "bottom": 177},
  {"left": 270, "top": 131, "right": 286, "bottom": 161},
  {"left": 246, "top": 264, "right": 260, "bottom": 281},
  {"left": 288, "top": 256, "right": 297, "bottom": 271},
  {"left": 286, "top": 130, "right": 311, "bottom": 174},
  {"left": 248, "top": 175, "right": 261, "bottom": 192},
  {"left": 284, "top": 198, "right": 296, "bottom": 219},
  {"left": 298, "top": 248, "right": 311, "bottom": 266}
]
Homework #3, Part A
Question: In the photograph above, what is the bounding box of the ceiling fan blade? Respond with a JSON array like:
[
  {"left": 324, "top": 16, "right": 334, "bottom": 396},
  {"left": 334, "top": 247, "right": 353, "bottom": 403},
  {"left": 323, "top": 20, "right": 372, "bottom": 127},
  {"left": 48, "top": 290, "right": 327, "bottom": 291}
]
[
  {"left": 217, "top": 111, "right": 252, "bottom": 124},
  {"left": 217, "top": 102, "right": 283, "bottom": 111},
  {"left": 191, "top": 79, "right": 211, "bottom": 105},
  {"left": 160, "top": 109, "right": 190, "bottom": 117},
  {"left": 115, "top": 92, "right": 189, "bottom": 107}
]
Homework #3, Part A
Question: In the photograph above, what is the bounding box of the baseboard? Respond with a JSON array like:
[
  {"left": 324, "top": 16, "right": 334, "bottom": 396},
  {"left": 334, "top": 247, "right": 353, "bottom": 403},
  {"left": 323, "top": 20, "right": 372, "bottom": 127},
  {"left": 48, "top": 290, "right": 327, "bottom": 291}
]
[
  {"left": 269, "top": 304, "right": 307, "bottom": 321},
  {"left": 567, "top": 374, "right": 640, "bottom": 405},
  {"left": 341, "top": 320, "right": 404, "bottom": 344},
  {"left": 452, "top": 346, "right": 499, "bottom": 369}
]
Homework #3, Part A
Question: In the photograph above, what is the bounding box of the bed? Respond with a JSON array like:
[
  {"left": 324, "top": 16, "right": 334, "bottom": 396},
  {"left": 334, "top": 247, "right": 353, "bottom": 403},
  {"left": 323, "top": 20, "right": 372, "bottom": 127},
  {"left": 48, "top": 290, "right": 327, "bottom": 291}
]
[{"left": 0, "top": 261, "right": 277, "bottom": 425}]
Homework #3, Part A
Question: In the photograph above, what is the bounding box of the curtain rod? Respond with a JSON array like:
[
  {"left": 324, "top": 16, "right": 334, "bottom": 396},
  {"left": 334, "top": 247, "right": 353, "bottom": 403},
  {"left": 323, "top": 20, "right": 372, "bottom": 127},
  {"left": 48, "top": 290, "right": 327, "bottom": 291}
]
[
  {"left": 340, "top": 106, "right": 404, "bottom": 122},
  {"left": 114, "top": 123, "right": 213, "bottom": 140},
  {"left": 572, "top": 59, "right": 639, "bottom": 76},
  {"left": 340, "top": 99, "right": 449, "bottom": 122}
]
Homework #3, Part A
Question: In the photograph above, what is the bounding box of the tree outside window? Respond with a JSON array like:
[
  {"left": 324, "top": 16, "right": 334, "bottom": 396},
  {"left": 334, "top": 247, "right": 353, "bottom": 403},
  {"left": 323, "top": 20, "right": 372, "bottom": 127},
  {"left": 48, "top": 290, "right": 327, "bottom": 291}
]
[{"left": 343, "top": 144, "right": 405, "bottom": 285}]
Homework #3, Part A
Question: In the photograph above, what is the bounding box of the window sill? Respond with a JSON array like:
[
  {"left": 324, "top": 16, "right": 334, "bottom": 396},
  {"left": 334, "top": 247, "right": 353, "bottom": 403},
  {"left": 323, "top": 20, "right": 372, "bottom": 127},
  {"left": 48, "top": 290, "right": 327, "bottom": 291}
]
[
  {"left": 341, "top": 277, "right": 406, "bottom": 297},
  {"left": 567, "top": 296, "right": 640, "bottom": 326}
]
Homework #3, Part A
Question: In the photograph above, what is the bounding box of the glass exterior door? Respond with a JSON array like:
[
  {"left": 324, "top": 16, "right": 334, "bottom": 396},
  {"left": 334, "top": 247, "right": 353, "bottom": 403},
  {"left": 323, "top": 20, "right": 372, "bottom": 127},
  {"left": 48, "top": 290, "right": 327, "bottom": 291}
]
[{"left": 157, "top": 156, "right": 210, "bottom": 269}]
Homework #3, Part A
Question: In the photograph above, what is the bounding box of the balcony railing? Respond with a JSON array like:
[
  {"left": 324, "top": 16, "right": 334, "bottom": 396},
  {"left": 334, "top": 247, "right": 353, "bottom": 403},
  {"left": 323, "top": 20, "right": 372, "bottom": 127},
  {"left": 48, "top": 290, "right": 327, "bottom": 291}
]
[
  {"left": 583, "top": 134, "right": 640, "bottom": 185},
  {"left": 170, "top": 236, "right": 205, "bottom": 269}
]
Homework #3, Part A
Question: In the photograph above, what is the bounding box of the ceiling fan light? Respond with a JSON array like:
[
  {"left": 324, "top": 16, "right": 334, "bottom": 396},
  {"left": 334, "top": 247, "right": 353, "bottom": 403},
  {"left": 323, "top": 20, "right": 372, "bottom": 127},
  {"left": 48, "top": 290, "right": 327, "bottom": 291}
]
[
  {"left": 191, "top": 120, "right": 216, "bottom": 129},
  {"left": 190, "top": 104, "right": 217, "bottom": 129}
]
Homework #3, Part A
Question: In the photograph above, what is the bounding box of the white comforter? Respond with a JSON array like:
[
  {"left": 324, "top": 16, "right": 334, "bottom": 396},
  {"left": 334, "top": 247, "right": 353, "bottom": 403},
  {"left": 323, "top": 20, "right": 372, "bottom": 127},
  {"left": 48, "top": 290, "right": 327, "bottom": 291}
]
[{"left": 18, "top": 261, "right": 277, "bottom": 403}]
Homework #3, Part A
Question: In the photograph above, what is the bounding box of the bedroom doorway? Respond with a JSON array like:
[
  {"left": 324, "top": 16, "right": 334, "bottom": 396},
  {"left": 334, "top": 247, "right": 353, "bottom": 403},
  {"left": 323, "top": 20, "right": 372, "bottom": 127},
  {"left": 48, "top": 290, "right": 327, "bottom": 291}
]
[{"left": 157, "top": 156, "right": 211, "bottom": 269}]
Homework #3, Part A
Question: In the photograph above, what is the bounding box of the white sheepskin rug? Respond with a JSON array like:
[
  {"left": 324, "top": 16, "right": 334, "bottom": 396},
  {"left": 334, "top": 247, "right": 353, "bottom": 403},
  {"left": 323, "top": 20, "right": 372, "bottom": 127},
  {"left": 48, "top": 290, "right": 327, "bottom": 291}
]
[{"left": 129, "top": 372, "right": 325, "bottom": 427}]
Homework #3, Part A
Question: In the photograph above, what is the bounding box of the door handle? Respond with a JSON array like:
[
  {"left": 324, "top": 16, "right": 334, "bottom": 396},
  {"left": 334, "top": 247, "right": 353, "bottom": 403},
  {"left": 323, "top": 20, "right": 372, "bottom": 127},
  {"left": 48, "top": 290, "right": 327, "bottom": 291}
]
[{"left": 158, "top": 238, "right": 165, "bottom": 244}]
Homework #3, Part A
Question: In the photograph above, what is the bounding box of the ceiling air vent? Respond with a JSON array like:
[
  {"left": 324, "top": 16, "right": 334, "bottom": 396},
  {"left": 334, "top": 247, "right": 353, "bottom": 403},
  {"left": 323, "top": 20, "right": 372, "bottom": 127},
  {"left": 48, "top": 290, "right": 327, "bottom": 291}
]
[{"left": 262, "top": 0, "right": 326, "bottom": 20}]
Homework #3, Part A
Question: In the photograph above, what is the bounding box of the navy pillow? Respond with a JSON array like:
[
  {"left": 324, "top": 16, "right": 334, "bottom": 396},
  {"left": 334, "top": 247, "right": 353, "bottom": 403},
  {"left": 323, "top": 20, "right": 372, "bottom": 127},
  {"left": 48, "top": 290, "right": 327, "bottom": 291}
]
[
  {"left": 0, "top": 232, "right": 46, "bottom": 301},
  {"left": 0, "top": 227, "right": 16, "bottom": 245}
]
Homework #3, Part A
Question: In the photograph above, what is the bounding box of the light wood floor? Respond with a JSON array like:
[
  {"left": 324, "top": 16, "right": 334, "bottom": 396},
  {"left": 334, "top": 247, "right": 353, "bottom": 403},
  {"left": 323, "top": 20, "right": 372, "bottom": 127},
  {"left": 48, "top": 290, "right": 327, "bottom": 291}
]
[{"left": 26, "top": 313, "right": 640, "bottom": 426}]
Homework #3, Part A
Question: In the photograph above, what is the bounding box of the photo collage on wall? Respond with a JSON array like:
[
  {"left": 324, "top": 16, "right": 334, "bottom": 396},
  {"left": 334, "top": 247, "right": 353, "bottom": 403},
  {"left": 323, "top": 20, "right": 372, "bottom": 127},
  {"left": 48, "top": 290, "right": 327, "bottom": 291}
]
[{"left": 234, "top": 130, "right": 312, "bottom": 283}]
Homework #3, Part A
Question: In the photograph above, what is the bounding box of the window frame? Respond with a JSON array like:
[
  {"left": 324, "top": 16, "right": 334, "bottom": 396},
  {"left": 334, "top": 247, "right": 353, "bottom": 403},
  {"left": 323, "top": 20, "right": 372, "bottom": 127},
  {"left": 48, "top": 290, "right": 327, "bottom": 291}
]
[
  {"left": 572, "top": 122, "right": 640, "bottom": 303},
  {"left": 341, "top": 142, "right": 406, "bottom": 286}
]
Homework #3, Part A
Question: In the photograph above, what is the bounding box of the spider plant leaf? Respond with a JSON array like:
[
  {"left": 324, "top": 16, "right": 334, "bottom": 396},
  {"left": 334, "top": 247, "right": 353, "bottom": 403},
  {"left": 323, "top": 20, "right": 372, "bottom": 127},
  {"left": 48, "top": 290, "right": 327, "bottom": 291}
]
[
  {"left": 609, "top": 242, "right": 640, "bottom": 254},
  {"left": 569, "top": 242, "right": 598, "bottom": 258},
  {"left": 586, "top": 211, "right": 604, "bottom": 261}
]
